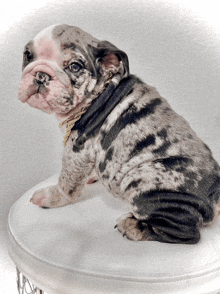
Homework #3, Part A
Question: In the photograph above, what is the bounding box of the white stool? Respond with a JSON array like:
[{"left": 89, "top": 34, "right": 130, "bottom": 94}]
[{"left": 8, "top": 174, "right": 220, "bottom": 294}]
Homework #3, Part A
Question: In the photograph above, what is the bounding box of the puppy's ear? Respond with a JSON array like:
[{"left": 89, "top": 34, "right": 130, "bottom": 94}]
[{"left": 88, "top": 41, "right": 129, "bottom": 78}]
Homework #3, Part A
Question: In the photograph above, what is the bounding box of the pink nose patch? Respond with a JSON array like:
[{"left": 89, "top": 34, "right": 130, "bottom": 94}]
[{"left": 36, "top": 36, "right": 60, "bottom": 62}]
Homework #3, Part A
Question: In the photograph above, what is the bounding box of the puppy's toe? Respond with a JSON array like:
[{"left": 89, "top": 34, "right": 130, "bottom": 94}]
[
  {"left": 115, "top": 212, "right": 136, "bottom": 233},
  {"left": 115, "top": 213, "right": 152, "bottom": 241}
]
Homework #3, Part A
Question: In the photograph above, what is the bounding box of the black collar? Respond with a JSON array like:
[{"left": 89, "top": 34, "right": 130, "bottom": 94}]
[{"left": 72, "top": 75, "right": 137, "bottom": 152}]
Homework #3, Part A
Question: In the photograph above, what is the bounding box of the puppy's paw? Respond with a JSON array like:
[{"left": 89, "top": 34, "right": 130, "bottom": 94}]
[
  {"left": 30, "top": 185, "right": 70, "bottom": 208},
  {"left": 115, "top": 212, "right": 153, "bottom": 241},
  {"left": 30, "top": 187, "right": 51, "bottom": 208}
]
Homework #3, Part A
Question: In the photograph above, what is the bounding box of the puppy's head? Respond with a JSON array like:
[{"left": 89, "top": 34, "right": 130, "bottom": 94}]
[{"left": 18, "top": 24, "right": 129, "bottom": 117}]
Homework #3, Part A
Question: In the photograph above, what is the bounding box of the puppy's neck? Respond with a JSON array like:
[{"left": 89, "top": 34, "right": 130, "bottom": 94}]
[
  {"left": 56, "top": 99, "right": 91, "bottom": 126},
  {"left": 57, "top": 100, "right": 92, "bottom": 145},
  {"left": 57, "top": 73, "right": 121, "bottom": 145}
]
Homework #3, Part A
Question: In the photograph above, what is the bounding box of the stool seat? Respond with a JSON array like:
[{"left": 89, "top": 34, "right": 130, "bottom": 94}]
[{"left": 8, "top": 174, "right": 220, "bottom": 294}]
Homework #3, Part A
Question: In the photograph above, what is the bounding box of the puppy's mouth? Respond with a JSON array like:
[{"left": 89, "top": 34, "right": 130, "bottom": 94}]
[{"left": 18, "top": 61, "right": 73, "bottom": 114}]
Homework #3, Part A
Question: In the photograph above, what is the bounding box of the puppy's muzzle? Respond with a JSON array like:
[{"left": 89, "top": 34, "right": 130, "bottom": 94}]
[
  {"left": 34, "top": 71, "right": 51, "bottom": 86},
  {"left": 19, "top": 60, "right": 73, "bottom": 114}
]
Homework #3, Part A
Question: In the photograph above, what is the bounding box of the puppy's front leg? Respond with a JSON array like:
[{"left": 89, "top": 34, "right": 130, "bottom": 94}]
[{"left": 30, "top": 143, "right": 95, "bottom": 208}]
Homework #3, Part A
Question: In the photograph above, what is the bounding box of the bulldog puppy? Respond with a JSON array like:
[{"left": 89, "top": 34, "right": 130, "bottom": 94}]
[{"left": 19, "top": 24, "right": 220, "bottom": 244}]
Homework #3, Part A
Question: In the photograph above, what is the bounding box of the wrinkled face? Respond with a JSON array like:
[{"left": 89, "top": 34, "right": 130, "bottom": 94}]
[
  {"left": 18, "top": 24, "right": 129, "bottom": 117},
  {"left": 19, "top": 24, "right": 101, "bottom": 115}
]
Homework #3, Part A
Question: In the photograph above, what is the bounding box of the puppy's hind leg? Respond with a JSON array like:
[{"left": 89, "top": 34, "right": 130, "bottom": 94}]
[
  {"left": 115, "top": 209, "right": 201, "bottom": 244},
  {"left": 115, "top": 191, "right": 213, "bottom": 244}
]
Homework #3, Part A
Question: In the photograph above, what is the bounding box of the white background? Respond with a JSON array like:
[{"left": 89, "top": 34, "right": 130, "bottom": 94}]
[{"left": 1, "top": 0, "right": 220, "bottom": 293}]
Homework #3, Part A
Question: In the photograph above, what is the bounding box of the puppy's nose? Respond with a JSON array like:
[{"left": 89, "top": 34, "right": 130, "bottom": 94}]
[{"left": 34, "top": 71, "right": 51, "bottom": 85}]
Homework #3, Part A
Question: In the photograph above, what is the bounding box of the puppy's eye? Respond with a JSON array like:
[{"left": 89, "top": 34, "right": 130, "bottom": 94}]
[
  {"left": 24, "top": 50, "right": 33, "bottom": 61},
  {"left": 69, "top": 62, "right": 83, "bottom": 73}
]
